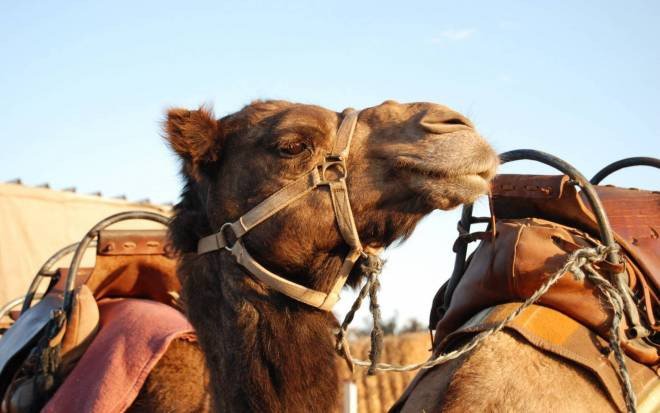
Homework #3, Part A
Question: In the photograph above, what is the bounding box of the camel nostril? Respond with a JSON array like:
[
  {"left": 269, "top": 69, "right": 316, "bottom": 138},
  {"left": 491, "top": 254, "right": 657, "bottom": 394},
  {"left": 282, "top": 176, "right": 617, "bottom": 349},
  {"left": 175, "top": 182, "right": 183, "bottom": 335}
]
[
  {"left": 444, "top": 118, "right": 468, "bottom": 126},
  {"left": 420, "top": 115, "right": 472, "bottom": 134}
]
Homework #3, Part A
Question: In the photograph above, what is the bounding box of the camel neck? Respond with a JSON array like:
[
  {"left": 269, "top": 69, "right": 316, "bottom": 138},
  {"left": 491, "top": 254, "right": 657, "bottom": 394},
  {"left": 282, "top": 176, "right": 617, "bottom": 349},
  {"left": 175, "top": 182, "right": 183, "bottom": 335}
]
[{"left": 184, "top": 255, "right": 340, "bottom": 413}]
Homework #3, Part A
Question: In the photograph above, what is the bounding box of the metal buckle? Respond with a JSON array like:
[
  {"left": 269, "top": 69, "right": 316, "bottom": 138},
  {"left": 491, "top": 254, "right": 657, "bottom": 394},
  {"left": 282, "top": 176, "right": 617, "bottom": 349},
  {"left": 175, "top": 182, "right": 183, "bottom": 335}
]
[
  {"left": 219, "top": 222, "right": 238, "bottom": 251},
  {"left": 320, "top": 155, "right": 347, "bottom": 183}
]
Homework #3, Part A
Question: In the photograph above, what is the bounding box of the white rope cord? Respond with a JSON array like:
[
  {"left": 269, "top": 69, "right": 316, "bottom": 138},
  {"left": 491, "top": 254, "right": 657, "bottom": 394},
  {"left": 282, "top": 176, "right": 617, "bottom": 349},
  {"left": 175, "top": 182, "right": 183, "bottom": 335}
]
[{"left": 336, "top": 245, "right": 638, "bottom": 413}]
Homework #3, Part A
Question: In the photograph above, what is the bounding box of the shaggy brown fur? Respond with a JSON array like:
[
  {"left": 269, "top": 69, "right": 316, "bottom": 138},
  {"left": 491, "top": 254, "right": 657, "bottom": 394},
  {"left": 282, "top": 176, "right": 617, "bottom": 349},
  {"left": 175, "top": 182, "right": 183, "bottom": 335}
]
[
  {"left": 165, "top": 99, "right": 498, "bottom": 412},
  {"left": 128, "top": 338, "right": 211, "bottom": 412}
]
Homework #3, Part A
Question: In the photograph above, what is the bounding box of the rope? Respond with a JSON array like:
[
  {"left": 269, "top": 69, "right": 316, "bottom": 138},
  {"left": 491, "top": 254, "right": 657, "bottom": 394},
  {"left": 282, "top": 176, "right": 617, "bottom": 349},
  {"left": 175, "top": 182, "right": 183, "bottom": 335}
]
[
  {"left": 580, "top": 261, "right": 637, "bottom": 412},
  {"left": 335, "top": 244, "right": 638, "bottom": 413},
  {"left": 367, "top": 271, "right": 383, "bottom": 375},
  {"left": 335, "top": 254, "right": 384, "bottom": 375}
]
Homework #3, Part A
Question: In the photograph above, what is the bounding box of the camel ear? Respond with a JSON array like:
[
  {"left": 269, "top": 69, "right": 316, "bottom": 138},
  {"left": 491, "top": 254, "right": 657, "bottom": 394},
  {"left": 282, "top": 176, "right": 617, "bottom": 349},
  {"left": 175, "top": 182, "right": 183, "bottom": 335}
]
[{"left": 165, "top": 107, "right": 223, "bottom": 177}]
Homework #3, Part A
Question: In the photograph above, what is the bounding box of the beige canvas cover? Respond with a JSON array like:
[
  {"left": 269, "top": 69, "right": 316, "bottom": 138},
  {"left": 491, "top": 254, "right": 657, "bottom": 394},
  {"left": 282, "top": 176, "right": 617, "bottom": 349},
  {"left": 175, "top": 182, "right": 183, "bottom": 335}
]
[{"left": 0, "top": 182, "right": 171, "bottom": 305}]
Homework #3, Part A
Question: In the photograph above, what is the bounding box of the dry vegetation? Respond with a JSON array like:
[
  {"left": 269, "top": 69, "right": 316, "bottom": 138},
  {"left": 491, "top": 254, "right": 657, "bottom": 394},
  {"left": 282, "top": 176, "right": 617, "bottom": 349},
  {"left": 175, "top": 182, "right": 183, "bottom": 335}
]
[{"left": 338, "top": 331, "right": 432, "bottom": 413}]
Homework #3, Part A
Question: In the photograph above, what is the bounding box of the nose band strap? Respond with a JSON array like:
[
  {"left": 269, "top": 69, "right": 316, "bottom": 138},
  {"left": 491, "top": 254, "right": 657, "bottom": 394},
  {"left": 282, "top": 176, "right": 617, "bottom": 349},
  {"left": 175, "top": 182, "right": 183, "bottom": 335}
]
[{"left": 197, "top": 110, "right": 364, "bottom": 311}]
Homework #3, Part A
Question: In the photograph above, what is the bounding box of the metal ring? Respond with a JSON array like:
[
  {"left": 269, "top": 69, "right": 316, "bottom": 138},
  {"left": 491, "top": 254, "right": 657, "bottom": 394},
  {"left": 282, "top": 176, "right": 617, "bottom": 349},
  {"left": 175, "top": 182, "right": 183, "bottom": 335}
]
[
  {"left": 590, "top": 156, "right": 660, "bottom": 185},
  {"left": 63, "top": 211, "right": 170, "bottom": 316},
  {"left": 320, "top": 159, "right": 348, "bottom": 183},
  {"left": 220, "top": 222, "right": 238, "bottom": 251}
]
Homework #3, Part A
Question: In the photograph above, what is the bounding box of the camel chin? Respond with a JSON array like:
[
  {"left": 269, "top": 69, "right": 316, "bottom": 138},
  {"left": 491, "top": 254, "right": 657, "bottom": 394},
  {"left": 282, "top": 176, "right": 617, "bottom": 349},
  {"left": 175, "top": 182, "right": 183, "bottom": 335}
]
[{"left": 397, "top": 171, "right": 492, "bottom": 211}]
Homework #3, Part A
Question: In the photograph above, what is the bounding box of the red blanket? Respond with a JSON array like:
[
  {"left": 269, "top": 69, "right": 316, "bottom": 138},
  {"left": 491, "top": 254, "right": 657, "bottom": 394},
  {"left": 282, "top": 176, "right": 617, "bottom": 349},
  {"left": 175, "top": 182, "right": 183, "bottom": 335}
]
[{"left": 43, "top": 298, "right": 195, "bottom": 413}]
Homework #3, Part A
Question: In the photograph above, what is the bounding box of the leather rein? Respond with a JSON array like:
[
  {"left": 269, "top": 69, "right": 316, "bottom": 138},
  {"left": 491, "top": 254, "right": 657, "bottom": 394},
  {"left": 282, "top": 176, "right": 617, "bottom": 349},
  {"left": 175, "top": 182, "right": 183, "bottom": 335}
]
[{"left": 197, "top": 110, "right": 367, "bottom": 311}]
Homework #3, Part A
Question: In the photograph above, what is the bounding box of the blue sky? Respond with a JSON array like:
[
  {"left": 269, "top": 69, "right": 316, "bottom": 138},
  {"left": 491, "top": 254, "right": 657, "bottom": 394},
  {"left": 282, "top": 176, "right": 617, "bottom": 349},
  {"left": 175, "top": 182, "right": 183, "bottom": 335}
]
[{"left": 1, "top": 1, "right": 658, "bottom": 324}]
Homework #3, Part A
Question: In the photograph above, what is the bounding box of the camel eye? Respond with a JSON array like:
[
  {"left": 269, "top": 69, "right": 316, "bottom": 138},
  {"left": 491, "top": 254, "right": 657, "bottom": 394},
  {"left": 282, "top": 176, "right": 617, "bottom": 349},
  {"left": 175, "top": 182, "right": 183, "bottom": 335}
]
[{"left": 278, "top": 141, "right": 308, "bottom": 157}]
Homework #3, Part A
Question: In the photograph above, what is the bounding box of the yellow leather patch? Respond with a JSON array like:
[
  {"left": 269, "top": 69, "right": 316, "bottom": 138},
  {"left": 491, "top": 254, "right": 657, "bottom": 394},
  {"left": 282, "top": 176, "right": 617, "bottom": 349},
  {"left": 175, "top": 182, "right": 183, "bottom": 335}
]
[{"left": 508, "top": 304, "right": 578, "bottom": 345}]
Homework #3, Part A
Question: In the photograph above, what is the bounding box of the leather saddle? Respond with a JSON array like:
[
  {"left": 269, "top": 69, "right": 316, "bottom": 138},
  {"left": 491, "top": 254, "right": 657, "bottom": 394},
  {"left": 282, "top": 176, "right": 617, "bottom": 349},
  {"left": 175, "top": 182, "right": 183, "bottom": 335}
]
[
  {"left": 492, "top": 174, "right": 659, "bottom": 293},
  {"left": 0, "top": 229, "right": 180, "bottom": 412},
  {"left": 386, "top": 174, "right": 656, "bottom": 413},
  {"left": 431, "top": 174, "right": 659, "bottom": 365}
]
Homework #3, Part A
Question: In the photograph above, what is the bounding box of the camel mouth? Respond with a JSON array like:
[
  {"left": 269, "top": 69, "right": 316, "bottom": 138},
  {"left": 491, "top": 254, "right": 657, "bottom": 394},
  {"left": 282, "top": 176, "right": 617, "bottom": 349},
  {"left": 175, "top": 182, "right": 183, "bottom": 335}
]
[
  {"left": 394, "top": 158, "right": 496, "bottom": 181},
  {"left": 393, "top": 151, "right": 498, "bottom": 182},
  {"left": 384, "top": 129, "right": 499, "bottom": 182},
  {"left": 393, "top": 154, "right": 498, "bottom": 210}
]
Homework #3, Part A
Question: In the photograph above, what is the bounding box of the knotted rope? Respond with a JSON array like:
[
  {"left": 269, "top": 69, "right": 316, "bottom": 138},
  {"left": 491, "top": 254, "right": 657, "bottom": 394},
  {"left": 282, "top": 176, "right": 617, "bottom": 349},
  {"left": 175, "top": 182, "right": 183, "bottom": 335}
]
[
  {"left": 335, "top": 253, "right": 384, "bottom": 375},
  {"left": 335, "top": 245, "right": 638, "bottom": 413}
]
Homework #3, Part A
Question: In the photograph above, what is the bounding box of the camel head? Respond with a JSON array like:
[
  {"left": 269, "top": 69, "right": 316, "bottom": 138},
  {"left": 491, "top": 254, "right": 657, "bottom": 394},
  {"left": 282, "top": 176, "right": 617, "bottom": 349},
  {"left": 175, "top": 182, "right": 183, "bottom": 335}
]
[{"left": 166, "top": 99, "right": 498, "bottom": 293}]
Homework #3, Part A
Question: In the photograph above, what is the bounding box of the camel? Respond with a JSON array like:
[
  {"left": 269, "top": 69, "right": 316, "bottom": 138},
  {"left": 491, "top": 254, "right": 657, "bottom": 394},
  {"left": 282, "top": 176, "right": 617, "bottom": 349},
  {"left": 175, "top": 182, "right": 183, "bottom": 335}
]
[{"left": 164, "top": 99, "right": 499, "bottom": 412}]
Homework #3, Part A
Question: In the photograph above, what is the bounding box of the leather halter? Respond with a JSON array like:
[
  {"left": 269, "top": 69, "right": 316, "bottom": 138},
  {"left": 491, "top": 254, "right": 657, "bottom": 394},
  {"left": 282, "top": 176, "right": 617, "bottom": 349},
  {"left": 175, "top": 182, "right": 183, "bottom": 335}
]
[{"left": 197, "top": 110, "right": 364, "bottom": 311}]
